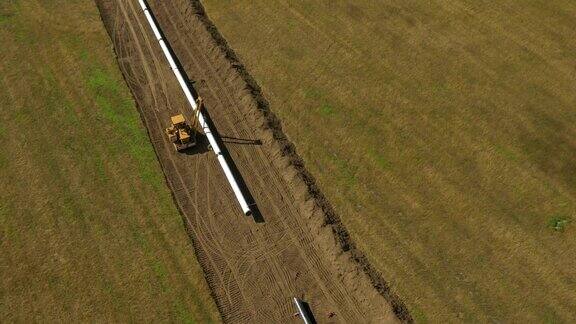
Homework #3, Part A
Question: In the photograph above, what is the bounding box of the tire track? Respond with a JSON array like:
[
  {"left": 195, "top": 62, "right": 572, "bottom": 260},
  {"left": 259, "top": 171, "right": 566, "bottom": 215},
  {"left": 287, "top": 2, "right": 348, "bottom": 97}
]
[
  {"left": 152, "top": 2, "right": 367, "bottom": 319},
  {"left": 114, "top": 0, "right": 246, "bottom": 316},
  {"left": 96, "top": 0, "right": 401, "bottom": 322}
]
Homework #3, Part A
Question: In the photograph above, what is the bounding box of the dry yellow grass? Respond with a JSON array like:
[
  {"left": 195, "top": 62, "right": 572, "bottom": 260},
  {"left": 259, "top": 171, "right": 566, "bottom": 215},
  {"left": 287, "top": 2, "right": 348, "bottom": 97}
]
[
  {"left": 203, "top": 0, "right": 576, "bottom": 322},
  {"left": 0, "top": 0, "right": 219, "bottom": 321}
]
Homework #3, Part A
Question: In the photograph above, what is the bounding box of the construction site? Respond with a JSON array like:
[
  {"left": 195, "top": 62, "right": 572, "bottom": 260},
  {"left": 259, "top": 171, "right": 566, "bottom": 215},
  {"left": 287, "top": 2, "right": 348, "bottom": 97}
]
[
  {"left": 2, "top": 0, "right": 575, "bottom": 322},
  {"left": 95, "top": 0, "right": 403, "bottom": 322}
]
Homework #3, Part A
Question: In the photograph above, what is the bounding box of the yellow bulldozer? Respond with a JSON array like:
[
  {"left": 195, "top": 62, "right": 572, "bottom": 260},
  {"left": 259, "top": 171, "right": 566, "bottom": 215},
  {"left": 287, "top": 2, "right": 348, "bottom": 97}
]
[{"left": 165, "top": 98, "right": 203, "bottom": 152}]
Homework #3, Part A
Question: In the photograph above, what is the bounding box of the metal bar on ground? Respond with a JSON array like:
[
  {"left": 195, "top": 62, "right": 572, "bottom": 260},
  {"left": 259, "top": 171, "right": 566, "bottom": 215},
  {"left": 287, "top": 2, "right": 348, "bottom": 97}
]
[
  {"left": 137, "top": 0, "right": 252, "bottom": 216},
  {"left": 293, "top": 297, "right": 313, "bottom": 324}
]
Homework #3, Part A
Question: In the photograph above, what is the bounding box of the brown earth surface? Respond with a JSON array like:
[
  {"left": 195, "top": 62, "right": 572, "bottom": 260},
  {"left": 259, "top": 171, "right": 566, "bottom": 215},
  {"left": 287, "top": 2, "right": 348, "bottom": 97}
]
[{"left": 95, "top": 0, "right": 401, "bottom": 322}]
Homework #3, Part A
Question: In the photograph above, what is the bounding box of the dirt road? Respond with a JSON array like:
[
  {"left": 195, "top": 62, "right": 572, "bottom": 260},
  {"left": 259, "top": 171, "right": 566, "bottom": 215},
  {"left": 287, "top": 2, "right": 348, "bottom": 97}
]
[{"left": 96, "top": 0, "right": 400, "bottom": 322}]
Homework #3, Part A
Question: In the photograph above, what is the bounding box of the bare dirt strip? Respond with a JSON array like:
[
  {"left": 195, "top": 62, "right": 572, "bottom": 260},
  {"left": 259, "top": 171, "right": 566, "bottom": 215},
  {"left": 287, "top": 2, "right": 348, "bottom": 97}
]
[{"left": 96, "top": 0, "right": 404, "bottom": 322}]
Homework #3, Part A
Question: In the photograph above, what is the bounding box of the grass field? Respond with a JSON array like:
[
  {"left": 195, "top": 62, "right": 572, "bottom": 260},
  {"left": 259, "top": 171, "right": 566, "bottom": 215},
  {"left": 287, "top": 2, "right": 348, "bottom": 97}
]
[
  {"left": 0, "top": 1, "right": 219, "bottom": 321},
  {"left": 203, "top": 0, "right": 576, "bottom": 322}
]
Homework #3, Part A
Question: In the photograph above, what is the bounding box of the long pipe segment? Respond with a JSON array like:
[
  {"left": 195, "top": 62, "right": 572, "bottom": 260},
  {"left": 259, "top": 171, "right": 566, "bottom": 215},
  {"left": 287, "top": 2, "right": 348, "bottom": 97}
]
[
  {"left": 293, "top": 297, "right": 313, "bottom": 324},
  {"left": 138, "top": 0, "right": 252, "bottom": 216}
]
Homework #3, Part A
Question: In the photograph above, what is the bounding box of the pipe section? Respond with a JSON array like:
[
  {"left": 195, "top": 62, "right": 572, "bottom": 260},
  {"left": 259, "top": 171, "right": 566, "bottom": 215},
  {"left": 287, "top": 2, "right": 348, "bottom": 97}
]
[
  {"left": 293, "top": 297, "right": 313, "bottom": 324},
  {"left": 138, "top": 0, "right": 252, "bottom": 216}
]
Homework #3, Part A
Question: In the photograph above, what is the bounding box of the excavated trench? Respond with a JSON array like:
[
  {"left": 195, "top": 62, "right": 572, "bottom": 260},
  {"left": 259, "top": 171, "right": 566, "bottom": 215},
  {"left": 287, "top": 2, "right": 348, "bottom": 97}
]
[{"left": 95, "top": 0, "right": 411, "bottom": 322}]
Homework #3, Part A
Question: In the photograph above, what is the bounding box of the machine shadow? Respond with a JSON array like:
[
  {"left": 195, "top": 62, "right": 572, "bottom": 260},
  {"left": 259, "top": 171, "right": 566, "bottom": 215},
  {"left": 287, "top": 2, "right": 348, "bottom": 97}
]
[
  {"left": 182, "top": 133, "right": 210, "bottom": 155},
  {"left": 220, "top": 136, "right": 262, "bottom": 146},
  {"left": 301, "top": 301, "right": 317, "bottom": 324},
  {"left": 201, "top": 107, "right": 264, "bottom": 223}
]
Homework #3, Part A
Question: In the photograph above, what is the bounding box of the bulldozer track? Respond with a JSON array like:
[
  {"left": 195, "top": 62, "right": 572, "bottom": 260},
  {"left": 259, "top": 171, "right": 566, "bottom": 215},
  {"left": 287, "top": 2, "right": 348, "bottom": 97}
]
[{"left": 96, "top": 0, "right": 402, "bottom": 322}]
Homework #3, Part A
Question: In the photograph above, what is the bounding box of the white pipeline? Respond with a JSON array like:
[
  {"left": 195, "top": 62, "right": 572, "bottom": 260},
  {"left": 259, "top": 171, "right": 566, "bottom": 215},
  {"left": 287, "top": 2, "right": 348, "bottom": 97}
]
[
  {"left": 138, "top": 0, "right": 252, "bottom": 216},
  {"left": 293, "top": 298, "right": 312, "bottom": 324}
]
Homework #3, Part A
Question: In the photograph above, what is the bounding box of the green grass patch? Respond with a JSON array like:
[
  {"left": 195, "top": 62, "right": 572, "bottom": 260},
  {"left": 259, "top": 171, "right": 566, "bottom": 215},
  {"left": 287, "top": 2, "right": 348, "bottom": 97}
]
[
  {"left": 548, "top": 216, "right": 570, "bottom": 231},
  {"left": 410, "top": 306, "right": 428, "bottom": 323},
  {"left": 494, "top": 144, "right": 520, "bottom": 162},
  {"left": 85, "top": 66, "right": 164, "bottom": 187},
  {"left": 0, "top": 1, "right": 17, "bottom": 25},
  {"left": 88, "top": 67, "right": 122, "bottom": 94},
  {"left": 319, "top": 103, "right": 335, "bottom": 116},
  {"left": 328, "top": 153, "right": 358, "bottom": 189},
  {"left": 0, "top": 14, "right": 11, "bottom": 24},
  {"left": 368, "top": 148, "right": 392, "bottom": 170},
  {"left": 174, "top": 301, "right": 196, "bottom": 324},
  {"left": 94, "top": 158, "right": 109, "bottom": 183},
  {"left": 153, "top": 260, "right": 168, "bottom": 281}
]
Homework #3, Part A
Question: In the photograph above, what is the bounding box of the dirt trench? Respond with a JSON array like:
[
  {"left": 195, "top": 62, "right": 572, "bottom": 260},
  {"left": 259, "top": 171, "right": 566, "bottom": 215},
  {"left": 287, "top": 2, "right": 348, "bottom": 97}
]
[{"left": 95, "top": 0, "right": 408, "bottom": 322}]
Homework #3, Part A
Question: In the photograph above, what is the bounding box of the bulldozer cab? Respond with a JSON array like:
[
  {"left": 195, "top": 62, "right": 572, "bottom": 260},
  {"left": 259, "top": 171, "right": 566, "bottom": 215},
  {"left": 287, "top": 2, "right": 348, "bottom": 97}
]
[{"left": 170, "top": 114, "right": 186, "bottom": 127}]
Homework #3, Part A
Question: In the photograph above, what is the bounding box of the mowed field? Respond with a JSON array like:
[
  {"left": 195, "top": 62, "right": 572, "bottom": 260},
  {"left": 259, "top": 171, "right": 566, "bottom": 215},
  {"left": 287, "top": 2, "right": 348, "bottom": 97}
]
[
  {"left": 203, "top": 0, "right": 576, "bottom": 322},
  {"left": 0, "top": 1, "right": 219, "bottom": 322}
]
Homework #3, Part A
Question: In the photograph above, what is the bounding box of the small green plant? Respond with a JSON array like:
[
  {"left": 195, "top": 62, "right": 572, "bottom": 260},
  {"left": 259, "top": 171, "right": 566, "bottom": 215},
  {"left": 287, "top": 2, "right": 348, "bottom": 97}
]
[
  {"left": 0, "top": 14, "right": 9, "bottom": 24},
  {"left": 548, "top": 217, "right": 570, "bottom": 231},
  {"left": 319, "top": 103, "right": 335, "bottom": 116}
]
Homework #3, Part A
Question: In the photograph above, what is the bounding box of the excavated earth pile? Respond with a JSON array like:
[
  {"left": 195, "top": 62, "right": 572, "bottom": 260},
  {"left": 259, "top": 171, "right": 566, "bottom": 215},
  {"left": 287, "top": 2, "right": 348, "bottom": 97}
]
[{"left": 96, "top": 0, "right": 408, "bottom": 322}]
